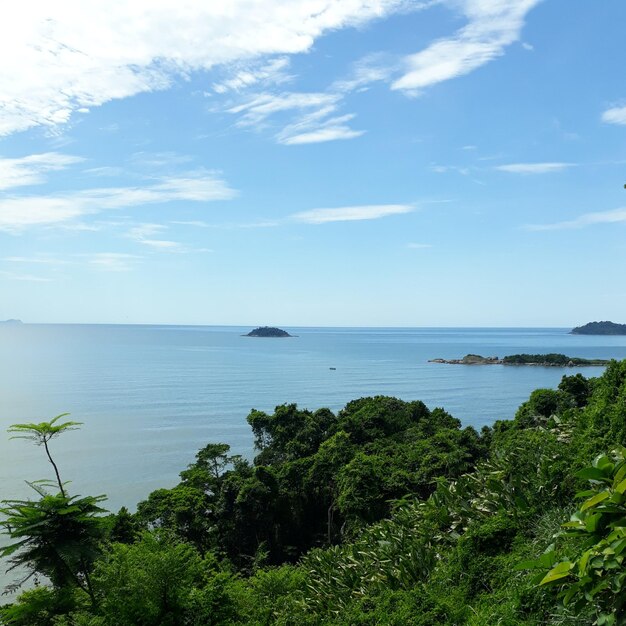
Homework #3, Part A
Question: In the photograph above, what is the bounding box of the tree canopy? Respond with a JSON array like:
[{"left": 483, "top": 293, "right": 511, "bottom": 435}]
[{"left": 4, "top": 362, "right": 626, "bottom": 625}]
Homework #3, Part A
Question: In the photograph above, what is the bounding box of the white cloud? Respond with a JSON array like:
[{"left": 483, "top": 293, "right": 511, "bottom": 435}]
[
  {"left": 212, "top": 57, "right": 293, "bottom": 94},
  {"left": 602, "top": 106, "right": 626, "bottom": 126},
  {"left": 3, "top": 255, "right": 68, "bottom": 265},
  {"left": 527, "top": 207, "right": 626, "bottom": 231},
  {"left": 0, "top": 152, "right": 83, "bottom": 190},
  {"left": 331, "top": 53, "right": 398, "bottom": 93},
  {"left": 221, "top": 48, "right": 406, "bottom": 144},
  {"left": 229, "top": 91, "right": 340, "bottom": 128},
  {"left": 140, "top": 239, "right": 181, "bottom": 249},
  {"left": 0, "top": 171, "right": 235, "bottom": 232},
  {"left": 280, "top": 125, "right": 364, "bottom": 144},
  {"left": 227, "top": 90, "right": 365, "bottom": 144},
  {"left": 496, "top": 162, "right": 574, "bottom": 174},
  {"left": 127, "top": 223, "right": 181, "bottom": 250},
  {"left": 128, "top": 223, "right": 166, "bottom": 239},
  {"left": 431, "top": 164, "right": 470, "bottom": 175},
  {"left": 0, "top": 270, "right": 52, "bottom": 282},
  {"left": 292, "top": 204, "right": 413, "bottom": 224},
  {"left": 130, "top": 152, "right": 193, "bottom": 168},
  {"left": 126, "top": 222, "right": 213, "bottom": 252},
  {"left": 392, "top": 0, "right": 541, "bottom": 92},
  {"left": 0, "top": 1, "right": 407, "bottom": 137},
  {"left": 86, "top": 253, "right": 142, "bottom": 272},
  {"left": 172, "top": 219, "right": 280, "bottom": 229},
  {"left": 83, "top": 166, "right": 124, "bottom": 177},
  {"left": 278, "top": 114, "right": 365, "bottom": 145},
  {"left": 0, "top": 1, "right": 543, "bottom": 144}
]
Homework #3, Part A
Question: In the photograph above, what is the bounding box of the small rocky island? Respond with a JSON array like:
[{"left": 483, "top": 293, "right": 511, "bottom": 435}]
[
  {"left": 0, "top": 319, "right": 23, "bottom": 325},
  {"left": 430, "top": 353, "right": 609, "bottom": 367},
  {"left": 244, "top": 326, "right": 293, "bottom": 338},
  {"left": 571, "top": 321, "right": 626, "bottom": 335}
]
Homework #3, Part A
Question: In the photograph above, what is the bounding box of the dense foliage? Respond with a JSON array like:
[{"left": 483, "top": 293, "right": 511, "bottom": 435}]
[
  {"left": 502, "top": 353, "right": 608, "bottom": 366},
  {"left": 3, "top": 360, "right": 626, "bottom": 625},
  {"left": 571, "top": 321, "right": 626, "bottom": 335}
]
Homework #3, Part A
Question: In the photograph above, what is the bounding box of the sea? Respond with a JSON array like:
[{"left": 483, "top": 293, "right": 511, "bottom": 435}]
[{"left": 1, "top": 324, "right": 626, "bottom": 514}]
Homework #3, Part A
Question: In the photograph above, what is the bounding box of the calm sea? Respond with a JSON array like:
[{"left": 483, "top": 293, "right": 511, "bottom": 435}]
[{"left": 1, "top": 324, "right": 626, "bottom": 513}]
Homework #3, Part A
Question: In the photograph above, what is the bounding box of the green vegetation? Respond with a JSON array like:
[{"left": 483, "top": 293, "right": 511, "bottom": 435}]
[
  {"left": 3, "top": 362, "right": 626, "bottom": 624},
  {"left": 502, "top": 353, "right": 609, "bottom": 366},
  {"left": 245, "top": 327, "right": 292, "bottom": 337},
  {"left": 572, "top": 321, "right": 626, "bottom": 335},
  {"left": 431, "top": 353, "right": 609, "bottom": 366}
]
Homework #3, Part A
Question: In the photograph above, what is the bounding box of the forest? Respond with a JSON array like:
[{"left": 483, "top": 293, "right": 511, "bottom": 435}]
[{"left": 2, "top": 361, "right": 626, "bottom": 625}]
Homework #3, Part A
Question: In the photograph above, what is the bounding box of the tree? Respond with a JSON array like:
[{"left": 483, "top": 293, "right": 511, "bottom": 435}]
[
  {"left": 7, "top": 413, "right": 82, "bottom": 497},
  {"left": 0, "top": 416, "right": 107, "bottom": 606},
  {"left": 1, "top": 488, "right": 107, "bottom": 600},
  {"left": 93, "top": 532, "right": 201, "bottom": 625}
]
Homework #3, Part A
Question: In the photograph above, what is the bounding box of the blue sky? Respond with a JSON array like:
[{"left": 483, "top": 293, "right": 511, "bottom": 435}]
[{"left": 1, "top": 0, "right": 625, "bottom": 326}]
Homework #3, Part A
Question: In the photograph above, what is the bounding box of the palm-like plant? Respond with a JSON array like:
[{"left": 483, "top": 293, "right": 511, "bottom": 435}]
[
  {"left": 8, "top": 413, "right": 82, "bottom": 497},
  {"left": 1, "top": 485, "right": 107, "bottom": 599},
  {"left": 1, "top": 415, "right": 107, "bottom": 605}
]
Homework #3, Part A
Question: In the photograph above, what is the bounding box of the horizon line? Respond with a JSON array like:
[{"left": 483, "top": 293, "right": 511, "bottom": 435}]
[{"left": 1, "top": 321, "right": 583, "bottom": 329}]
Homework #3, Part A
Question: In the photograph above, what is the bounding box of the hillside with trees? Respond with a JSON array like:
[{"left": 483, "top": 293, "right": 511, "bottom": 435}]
[
  {"left": 3, "top": 363, "right": 626, "bottom": 624},
  {"left": 571, "top": 321, "right": 626, "bottom": 335}
]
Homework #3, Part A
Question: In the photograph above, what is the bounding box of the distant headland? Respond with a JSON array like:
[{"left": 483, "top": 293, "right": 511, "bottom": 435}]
[
  {"left": 244, "top": 326, "right": 293, "bottom": 338},
  {"left": 0, "top": 319, "right": 22, "bottom": 325},
  {"left": 430, "top": 353, "right": 609, "bottom": 367},
  {"left": 571, "top": 321, "right": 626, "bottom": 335}
]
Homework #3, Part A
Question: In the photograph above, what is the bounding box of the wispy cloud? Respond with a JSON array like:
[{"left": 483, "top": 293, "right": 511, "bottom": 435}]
[
  {"left": 3, "top": 255, "right": 69, "bottom": 265},
  {"left": 392, "top": 0, "right": 541, "bottom": 92},
  {"left": 0, "top": 270, "right": 53, "bottom": 282},
  {"left": 527, "top": 207, "right": 626, "bottom": 231},
  {"left": 0, "top": 152, "right": 83, "bottom": 190},
  {"left": 86, "top": 253, "right": 142, "bottom": 272},
  {"left": 496, "top": 162, "right": 574, "bottom": 174},
  {"left": 172, "top": 219, "right": 280, "bottom": 229},
  {"left": 83, "top": 166, "right": 125, "bottom": 177},
  {"left": 214, "top": 2, "right": 537, "bottom": 144},
  {"left": 127, "top": 223, "right": 182, "bottom": 251},
  {"left": 226, "top": 91, "right": 365, "bottom": 144},
  {"left": 291, "top": 204, "right": 413, "bottom": 224},
  {"left": 602, "top": 106, "right": 626, "bottom": 126},
  {"left": 3, "top": 252, "right": 141, "bottom": 272},
  {"left": 0, "top": 171, "right": 235, "bottom": 232},
  {"left": 127, "top": 223, "right": 213, "bottom": 253},
  {"left": 0, "top": 1, "right": 407, "bottom": 137},
  {"left": 431, "top": 164, "right": 470, "bottom": 175},
  {"left": 331, "top": 53, "right": 398, "bottom": 93},
  {"left": 222, "top": 51, "right": 403, "bottom": 145},
  {"left": 229, "top": 92, "right": 339, "bottom": 128},
  {"left": 212, "top": 57, "right": 293, "bottom": 94},
  {"left": 278, "top": 114, "right": 364, "bottom": 145},
  {"left": 130, "top": 152, "right": 193, "bottom": 169},
  {"left": 407, "top": 242, "right": 432, "bottom": 249}
]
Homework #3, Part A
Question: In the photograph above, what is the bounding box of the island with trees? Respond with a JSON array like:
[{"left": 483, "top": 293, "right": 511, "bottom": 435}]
[
  {"left": 430, "top": 353, "right": 609, "bottom": 366},
  {"left": 571, "top": 320, "right": 626, "bottom": 335},
  {"left": 244, "top": 326, "right": 293, "bottom": 337},
  {"left": 4, "top": 363, "right": 626, "bottom": 624}
]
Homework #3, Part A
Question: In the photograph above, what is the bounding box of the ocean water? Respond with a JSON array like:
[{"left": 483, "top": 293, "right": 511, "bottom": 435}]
[{"left": 1, "top": 324, "right": 626, "bottom": 515}]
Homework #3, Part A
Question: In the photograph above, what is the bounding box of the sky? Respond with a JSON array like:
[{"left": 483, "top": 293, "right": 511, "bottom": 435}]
[{"left": 0, "top": 0, "right": 625, "bottom": 327}]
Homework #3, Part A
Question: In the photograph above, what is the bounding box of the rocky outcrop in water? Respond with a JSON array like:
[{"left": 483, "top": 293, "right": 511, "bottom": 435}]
[
  {"left": 245, "top": 326, "right": 293, "bottom": 337},
  {"left": 429, "top": 353, "right": 609, "bottom": 367},
  {"left": 571, "top": 321, "right": 626, "bottom": 335}
]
